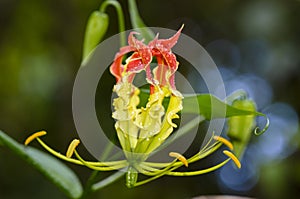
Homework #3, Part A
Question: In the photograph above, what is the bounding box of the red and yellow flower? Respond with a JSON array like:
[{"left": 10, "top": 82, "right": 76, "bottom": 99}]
[{"left": 110, "top": 26, "right": 184, "bottom": 157}]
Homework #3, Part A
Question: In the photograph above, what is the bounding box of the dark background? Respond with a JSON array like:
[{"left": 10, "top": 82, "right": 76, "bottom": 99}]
[{"left": 0, "top": 0, "right": 299, "bottom": 198}]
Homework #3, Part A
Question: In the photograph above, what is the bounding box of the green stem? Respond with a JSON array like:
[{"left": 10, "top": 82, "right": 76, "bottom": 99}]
[
  {"left": 127, "top": 0, "right": 154, "bottom": 42},
  {"left": 225, "top": 89, "right": 248, "bottom": 104},
  {"left": 92, "top": 170, "right": 125, "bottom": 191},
  {"left": 99, "top": 141, "right": 115, "bottom": 161},
  {"left": 80, "top": 171, "right": 99, "bottom": 199},
  {"left": 100, "top": 0, "right": 126, "bottom": 46},
  {"left": 80, "top": 142, "right": 125, "bottom": 199}
]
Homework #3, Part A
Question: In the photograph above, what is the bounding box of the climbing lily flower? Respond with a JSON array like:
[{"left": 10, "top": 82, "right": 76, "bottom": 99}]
[
  {"left": 24, "top": 27, "right": 242, "bottom": 188},
  {"left": 110, "top": 26, "right": 184, "bottom": 159},
  {"left": 110, "top": 26, "right": 182, "bottom": 93}
]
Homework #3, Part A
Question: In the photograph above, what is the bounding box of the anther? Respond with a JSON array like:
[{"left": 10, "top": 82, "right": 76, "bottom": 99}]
[
  {"left": 223, "top": 150, "right": 241, "bottom": 169},
  {"left": 169, "top": 152, "right": 188, "bottom": 167},
  {"left": 214, "top": 136, "right": 234, "bottom": 150},
  {"left": 24, "top": 131, "right": 47, "bottom": 145},
  {"left": 66, "top": 139, "right": 80, "bottom": 158}
]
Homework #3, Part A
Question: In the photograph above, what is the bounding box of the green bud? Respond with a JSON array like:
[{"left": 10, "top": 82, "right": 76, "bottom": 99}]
[
  {"left": 227, "top": 99, "right": 256, "bottom": 158},
  {"left": 82, "top": 11, "right": 109, "bottom": 62}
]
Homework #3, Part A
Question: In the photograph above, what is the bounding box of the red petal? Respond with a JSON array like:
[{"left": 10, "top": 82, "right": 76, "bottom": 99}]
[
  {"left": 150, "top": 25, "right": 184, "bottom": 50},
  {"left": 126, "top": 52, "right": 144, "bottom": 73},
  {"left": 110, "top": 26, "right": 183, "bottom": 85},
  {"left": 154, "top": 52, "right": 178, "bottom": 89},
  {"left": 148, "top": 34, "right": 159, "bottom": 48},
  {"left": 151, "top": 43, "right": 179, "bottom": 89},
  {"left": 128, "top": 32, "right": 147, "bottom": 50},
  {"left": 162, "top": 51, "right": 178, "bottom": 89},
  {"left": 117, "top": 46, "right": 134, "bottom": 58},
  {"left": 128, "top": 32, "right": 152, "bottom": 67},
  {"left": 110, "top": 56, "right": 123, "bottom": 82},
  {"left": 110, "top": 46, "right": 134, "bottom": 82},
  {"left": 127, "top": 32, "right": 153, "bottom": 81},
  {"left": 149, "top": 26, "right": 183, "bottom": 88},
  {"left": 154, "top": 55, "right": 168, "bottom": 86},
  {"left": 161, "top": 50, "right": 178, "bottom": 72}
]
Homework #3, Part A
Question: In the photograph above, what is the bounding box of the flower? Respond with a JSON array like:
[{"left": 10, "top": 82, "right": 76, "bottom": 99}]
[
  {"left": 110, "top": 26, "right": 184, "bottom": 160},
  {"left": 110, "top": 25, "right": 183, "bottom": 92},
  {"left": 24, "top": 27, "right": 241, "bottom": 188}
]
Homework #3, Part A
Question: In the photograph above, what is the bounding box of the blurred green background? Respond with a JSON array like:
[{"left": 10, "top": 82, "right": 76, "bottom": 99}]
[{"left": 0, "top": 0, "right": 300, "bottom": 198}]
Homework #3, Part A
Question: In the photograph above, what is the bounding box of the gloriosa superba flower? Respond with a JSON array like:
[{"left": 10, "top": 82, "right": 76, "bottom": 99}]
[{"left": 25, "top": 26, "right": 241, "bottom": 188}]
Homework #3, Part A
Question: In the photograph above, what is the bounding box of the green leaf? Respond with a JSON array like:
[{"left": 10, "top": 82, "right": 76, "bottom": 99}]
[
  {"left": 182, "top": 94, "right": 265, "bottom": 119},
  {"left": 139, "top": 88, "right": 265, "bottom": 119},
  {"left": 0, "top": 130, "right": 83, "bottom": 199}
]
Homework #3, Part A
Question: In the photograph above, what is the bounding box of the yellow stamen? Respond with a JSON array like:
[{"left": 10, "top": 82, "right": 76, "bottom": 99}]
[
  {"left": 66, "top": 139, "right": 80, "bottom": 158},
  {"left": 24, "top": 131, "right": 47, "bottom": 145},
  {"left": 213, "top": 136, "right": 234, "bottom": 150},
  {"left": 223, "top": 150, "right": 241, "bottom": 169},
  {"left": 169, "top": 152, "right": 188, "bottom": 167}
]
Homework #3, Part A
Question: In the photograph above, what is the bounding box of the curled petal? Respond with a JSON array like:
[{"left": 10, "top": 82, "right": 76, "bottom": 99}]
[
  {"left": 153, "top": 52, "right": 179, "bottom": 90},
  {"left": 161, "top": 51, "right": 178, "bottom": 72},
  {"left": 149, "top": 26, "right": 183, "bottom": 90},
  {"left": 126, "top": 52, "right": 147, "bottom": 74},
  {"left": 128, "top": 32, "right": 146, "bottom": 49},
  {"left": 112, "top": 82, "right": 139, "bottom": 121},
  {"left": 111, "top": 33, "right": 153, "bottom": 83},
  {"left": 134, "top": 87, "right": 166, "bottom": 138},
  {"left": 149, "top": 25, "right": 184, "bottom": 50},
  {"left": 144, "top": 94, "right": 183, "bottom": 154},
  {"left": 165, "top": 95, "right": 182, "bottom": 130},
  {"left": 112, "top": 81, "right": 141, "bottom": 151},
  {"left": 110, "top": 46, "right": 134, "bottom": 82},
  {"left": 158, "top": 24, "right": 183, "bottom": 49},
  {"left": 128, "top": 33, "right": 153, "bottom": 80}
]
